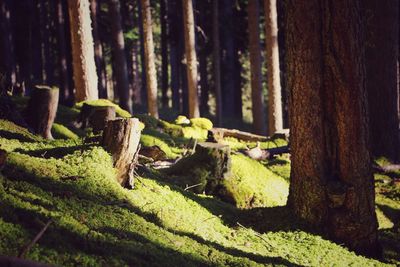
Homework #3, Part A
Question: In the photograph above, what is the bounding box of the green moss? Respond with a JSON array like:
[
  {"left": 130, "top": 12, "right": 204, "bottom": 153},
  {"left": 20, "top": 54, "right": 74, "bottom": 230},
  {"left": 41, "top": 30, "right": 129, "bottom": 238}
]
[
  {"left": 141, "top": 134, "right": 182, "bottom": 159},
  {"left": 174, "top": 115, "right": 190, "bottom": 125},
  {"left": 75, "top": 99, "right": 131, "bottom": 118},
  {"left": 52, "top": 123, "right": 79, "bottom": 140},
  {"left": 190, "top": 118, "right": 213, "bottom": 130}
]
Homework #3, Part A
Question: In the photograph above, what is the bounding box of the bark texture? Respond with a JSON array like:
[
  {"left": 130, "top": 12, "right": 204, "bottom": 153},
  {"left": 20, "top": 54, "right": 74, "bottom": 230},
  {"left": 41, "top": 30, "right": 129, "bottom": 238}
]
[
  {"left": 102, "top": 118, "right": 142, "bottom": 188},
  {"left": 140, "top": 0, "right": 159, "bottom": 118},
  {"left": 265, "top": 0, "right": 283, "bottom": 135},
  {"left": 182, "top": 0, "right": 200, "bottom": 118},
  {"left": 67, "top": 0, "right": 98, "bottom": 101},
  {"left": 248, "top": 0, "right": 265, "bottom": 135},
  {"left": 25, "top": 86, "right": 59, "bottom": 139},
  {"left": 286, "top": 0, "right": 379, "bottom": 257},
  {"left": 365, "top": 0, "right": 400, "bottom": 162}
]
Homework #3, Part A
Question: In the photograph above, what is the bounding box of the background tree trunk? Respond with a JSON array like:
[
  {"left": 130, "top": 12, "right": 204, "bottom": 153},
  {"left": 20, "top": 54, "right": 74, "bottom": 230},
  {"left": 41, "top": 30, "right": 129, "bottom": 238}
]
[
  {"left": 140, "top": 0, "right": 159, "bottom": 118},
  {"left": 365, "top": 0, "right": 400, "bottom": 163},
  {"left": 248, "top": 0, "right": 265, "bottom": 135},
  {"left": 212, "top": 0, "right": 222, "bottom": 126},
  {"left": 265, "top": 0, "right": 283, "bottom": 135},
  {"left": 160, "top": 0, "right": 169, "bottom": 108},
  {"left": 286, "top": 0, "right": 379, "bottom": 257},
  {"left": 182, "top": 0, "right": 200, "bottom": 118},
  {"left": 0, "top": 0, "right": 16, "bottom": 92},
  {"left": 67, "top": 0, "right": 99, "bottom": 102}
]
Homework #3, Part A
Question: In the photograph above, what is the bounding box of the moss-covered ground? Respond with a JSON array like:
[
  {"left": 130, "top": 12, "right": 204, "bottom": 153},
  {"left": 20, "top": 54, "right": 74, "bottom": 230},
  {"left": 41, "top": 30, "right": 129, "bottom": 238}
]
[{"left": 0, "top": 101, "right": 398, "bottom": 266}]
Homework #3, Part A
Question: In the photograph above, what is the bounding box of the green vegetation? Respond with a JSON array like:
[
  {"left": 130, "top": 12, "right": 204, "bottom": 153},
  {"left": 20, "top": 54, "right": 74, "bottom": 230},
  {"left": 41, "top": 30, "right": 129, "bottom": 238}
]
[
  {"left": 75, "top": 99, "right": 132, "bottom": 118},
  {"left": 0, "top": 104, "right": 398, "bottom": 266}
]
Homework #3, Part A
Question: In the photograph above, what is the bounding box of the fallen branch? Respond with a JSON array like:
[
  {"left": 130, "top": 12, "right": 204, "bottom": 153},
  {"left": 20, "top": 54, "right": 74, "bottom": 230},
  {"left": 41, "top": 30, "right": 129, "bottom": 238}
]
[
  {"left": 18, "top": 219, "right": 52, "bottom": 258},
  {"left": 209, "top": 127, "right": 269, "bottom": 142},
  {"left": 184, "top": 183, "right": 204, "bottom": 191},
  {"left": 241, "top": 145, "right": 290, "bottom": 161}
]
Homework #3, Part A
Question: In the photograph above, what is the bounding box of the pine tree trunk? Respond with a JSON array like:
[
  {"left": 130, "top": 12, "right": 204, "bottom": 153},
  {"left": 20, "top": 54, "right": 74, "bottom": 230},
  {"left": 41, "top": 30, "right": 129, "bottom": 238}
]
[
  {"left": 67, "top": 0, "right": 99, "bottom": 102},
  {"left": 168, "top": 0, "right": 181, "bottom": 111},
  {"left": 140, "top": 0, "right": 159, "bottom": 118},
  {"left": 265, "top": 0, "right": 283, "bottom": 135},
  {"left": 25, "top": 86, "right": 59, "bottom": 139},
  {"left": 0, "top": 0, "right": 16, "bottom": 92},
  {"left": 109, "top": 0, "right": 131, "bottom": 114},
  {"left": 182, "top": 0, "right": 200, "bottom": 118},
  {"left": 212, "top": 0, "right": 222, "bottom": 126},
  {"left": 366, "top": 0, "right": 400, "bottom": 163},
  {"left": 160, "top": 0, "right": 169, "bottom": 108},
  {"left": 90, "top": 0, "right": 108, "bottom": 99},
  {"left": 248, "top": 0, "right": 265, "bottom": 135},
  {"left": 286, "top": 0, "right": 379, "bottom": 256}
]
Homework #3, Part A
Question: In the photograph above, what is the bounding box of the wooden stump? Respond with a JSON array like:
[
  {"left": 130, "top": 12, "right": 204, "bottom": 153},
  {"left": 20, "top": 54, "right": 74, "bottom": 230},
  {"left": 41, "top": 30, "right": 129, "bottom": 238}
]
[
  {"left": 78, "top": 104, "right": 116, "bottom": 132},
  {"left": 25, "top": 85, "right": 59, "bottom": 139},
  {"left": 164, "top": 142, "right": 231, "bottom": 194},
  {"left": 102, "top": 118, "right": 142, "bottom": 188}
]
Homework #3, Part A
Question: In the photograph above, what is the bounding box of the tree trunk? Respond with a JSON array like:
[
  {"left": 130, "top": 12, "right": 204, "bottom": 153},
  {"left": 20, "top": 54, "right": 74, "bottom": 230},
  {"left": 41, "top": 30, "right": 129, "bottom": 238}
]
[
  {"left": 109, "top": 0, "right": 131, "bottom": 114},
  {"left": 212, "top": 0, "right": 222, "bottom": 126},
  {"left": 78, "top": 103, "right": 116, "bottom": 132},
  {"left": 140, "top": 0, "right": 159, "bottom": 118},
  {"left": 248, "top": 0, "right": 265, "bottom": 135},
  {"left": 265, "top": 0, "right": 283, "bottom": 135},
  {"left": 365, "top": 0, "right": 400, "bottom": 163},
  {"left": 25, "top": 86, "right": 59, "bottom": 139},
  {"left": 160, "top": 0, "right": 169, "bottom": 108},
  {"left": 182, "top": 0, "right": 200, "bottom": 118},
  {"left": 286, "top": 0, "right": 379, "bottom": 256},
  {"left": 0, "top": 0, "right": 16, "bottom": 92},
  {"left": 168, "top": 0, "right": 181, "bottom": 111},
  {"left": 90, "top": 0, "right": 108, "bottom": 99},
  {"left": 67, "top": 0, "right": 99, "bottom": 102},
  {"left": 102, "top": 118, "right": 142, "bottom": 188}
]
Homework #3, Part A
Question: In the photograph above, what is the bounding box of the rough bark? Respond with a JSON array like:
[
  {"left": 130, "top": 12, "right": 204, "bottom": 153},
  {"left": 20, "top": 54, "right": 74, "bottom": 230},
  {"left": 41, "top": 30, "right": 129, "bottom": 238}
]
[
  {"left": 265, "top": 0, "right": 283, "bottom": 135},
  {"left": 286, "top": 0, "right": 379, "bottom": 256},
  {"left": 212, "top": 0, "right": 222, "bottom": 126},
  {"left": 25, "top": 86, "right": 59, "bottom": 139},
  {"left": 182, "top": 0, "right": 200, "bottom": 118},
  {"left": 78, "top": 104, "right": 116, "bottom": 132},
  {"left": 67, "top": 0, "right": 99, "bottom": 102},
  {"left": 140, "top": 0, "right": 159, "bottom": 118},
  {"left": 109, "top": 0, "right": 131, "bottom": 113},
  {"left": 365, "top": 0, "right": 400, "bottom": 163},
  {"left": 248, "top": 0, "right": 265, "bottom": 135},
  {"left": 102, "top": 118, "right": 142, "bottom": 188}
]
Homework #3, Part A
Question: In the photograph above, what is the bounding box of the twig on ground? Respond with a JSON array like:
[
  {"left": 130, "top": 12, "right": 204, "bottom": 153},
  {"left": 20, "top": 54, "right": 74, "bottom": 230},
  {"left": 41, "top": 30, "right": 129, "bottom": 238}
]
[
  {"left": 18, "top": 219, "right": 52, "bottom": 258},
  {"left": 184, "top": 183, "right": 204, "bottom": 191}
]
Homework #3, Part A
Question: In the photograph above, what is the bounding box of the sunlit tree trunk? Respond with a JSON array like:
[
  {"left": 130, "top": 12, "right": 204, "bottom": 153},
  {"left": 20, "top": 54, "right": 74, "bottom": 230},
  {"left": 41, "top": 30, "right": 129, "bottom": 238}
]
[
  {"left": 286, "top": 0, "right": 380, "bottom": 257},
  {"left": 140, "top": 0, "right": 159, "bottom": 118},
  {"left": 265, "top": 0, "right": 283, "bottom": 135},
  {"left": 248, "top": 0, "right": 265, "bottom": 135},
  {"left": 67, "top": 0, "right": 98, "bottom": 101},
  {"left": 182, "top": 0, "right": 199, "bottom": 118}
]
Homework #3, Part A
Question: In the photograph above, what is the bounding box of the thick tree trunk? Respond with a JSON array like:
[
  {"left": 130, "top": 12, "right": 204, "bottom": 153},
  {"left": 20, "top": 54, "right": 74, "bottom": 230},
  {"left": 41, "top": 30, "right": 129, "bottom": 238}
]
[
  {"left": 25, "top": 86, "right": 59, "bottom": 139},
  {"left": 102, "top": 118, "right": 142, "bottom": 188},
  {"left": 182, "top": 0, "right": 200, "bottom": 118},
  {"left": 265, "top": 0, "right": 283, "bottom": 135},
  {"left": 160, "top": 0, "right": 169, "bottom": 108},
  {"left": 140, "top": 0, "right": 159, "bottom": 118},
  {"left": 286, "top": 0, "right": 379, "bottom": 256},
  {"left": 109, "top": 0, "right": 131, "bottom": 114},
  {"left": 67, "top": 0, "right": 99, "bottom": 102},
  {"left": 90, "top": 0, "right": 108, "bottom": 99},
  {"left": 248, "top": 0, "right": 265, "bottom": 135},
  {"left": 365, "top": 0, "right": 400, "bottom": 163},
  {"left": 212, "top": 0, "right": 222, "bottom": 126}
]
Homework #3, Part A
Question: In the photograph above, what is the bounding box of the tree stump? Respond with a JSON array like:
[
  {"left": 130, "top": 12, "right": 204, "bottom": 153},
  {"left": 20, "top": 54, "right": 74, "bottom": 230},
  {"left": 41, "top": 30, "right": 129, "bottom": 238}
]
[
  {"left": 78, "top": 104, "right": 116, "bottom": 132},
  {"left": 164, "top": 142, "right": 231, "bottom": 194},
  {"left": 102, "top": 118, "right": 142, "bottom": 188},
  {"left": 25, "top": 85, "right": 59, "bottom": 139}
]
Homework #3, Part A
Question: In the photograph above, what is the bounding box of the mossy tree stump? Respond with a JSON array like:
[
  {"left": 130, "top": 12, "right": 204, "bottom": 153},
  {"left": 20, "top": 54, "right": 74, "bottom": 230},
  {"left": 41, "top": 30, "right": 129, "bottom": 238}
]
[
  {"left": 164, "top": 142, "right": 231, "bottom": 194},
  {"left": 102, "top": 118, "right": 142, "bottom": 188},
  {"left": 25, "top": 85, "right": 59, "bottom": 139},
  {"left": 78, "top": 103, "right": 116, "bottom": 132}
]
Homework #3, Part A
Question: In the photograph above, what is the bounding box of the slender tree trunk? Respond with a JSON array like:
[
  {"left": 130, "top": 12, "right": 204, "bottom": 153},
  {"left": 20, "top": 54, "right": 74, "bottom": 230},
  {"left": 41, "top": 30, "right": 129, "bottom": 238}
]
[
  {"left": 365, "top": 0, "right": 400, "bottom": 163},
  {"left": 168, "top": 0, "right": 181, "bottom": 111},
  {"left": 109, "top": 0, "right": 132, "bottom": 113},
  {"left": 212, "top": 0, "right": 222, "bottom": 126},
  {"left": 160, "top": 0, "right": 169, "bottom": 108},
  {"left": 248, "top": 0, "right": 265, "bottom": 135},
  {"left": 286, "top": 0, "right": 379, "bottom": 257},
  {"left": 265, "top": 0, "right": 283, "bottom": 135},
  {"left": 90, "top": 0, "right": 108, "bottom": 99},
  {"left": 67, "top": 0, "right": 99, "bottom": 102},
  {"left": 138, "top": 0, "right": 147, "bottom": 106},
  {"left": 0, "top": 0, "right": 16, "bottom": 92},
  {"left": 182, "top": 0, "right": 200, "bottom": 118},
  {"left": 140, "top": 0, "right": 159, "bottom": 118}
]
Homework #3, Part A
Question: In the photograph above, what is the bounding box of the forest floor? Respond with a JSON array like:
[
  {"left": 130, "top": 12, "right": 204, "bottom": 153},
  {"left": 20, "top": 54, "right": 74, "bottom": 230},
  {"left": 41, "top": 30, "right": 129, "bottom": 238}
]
[{"left": 0, "top": 98, "right": 399, "bottom": 267}]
